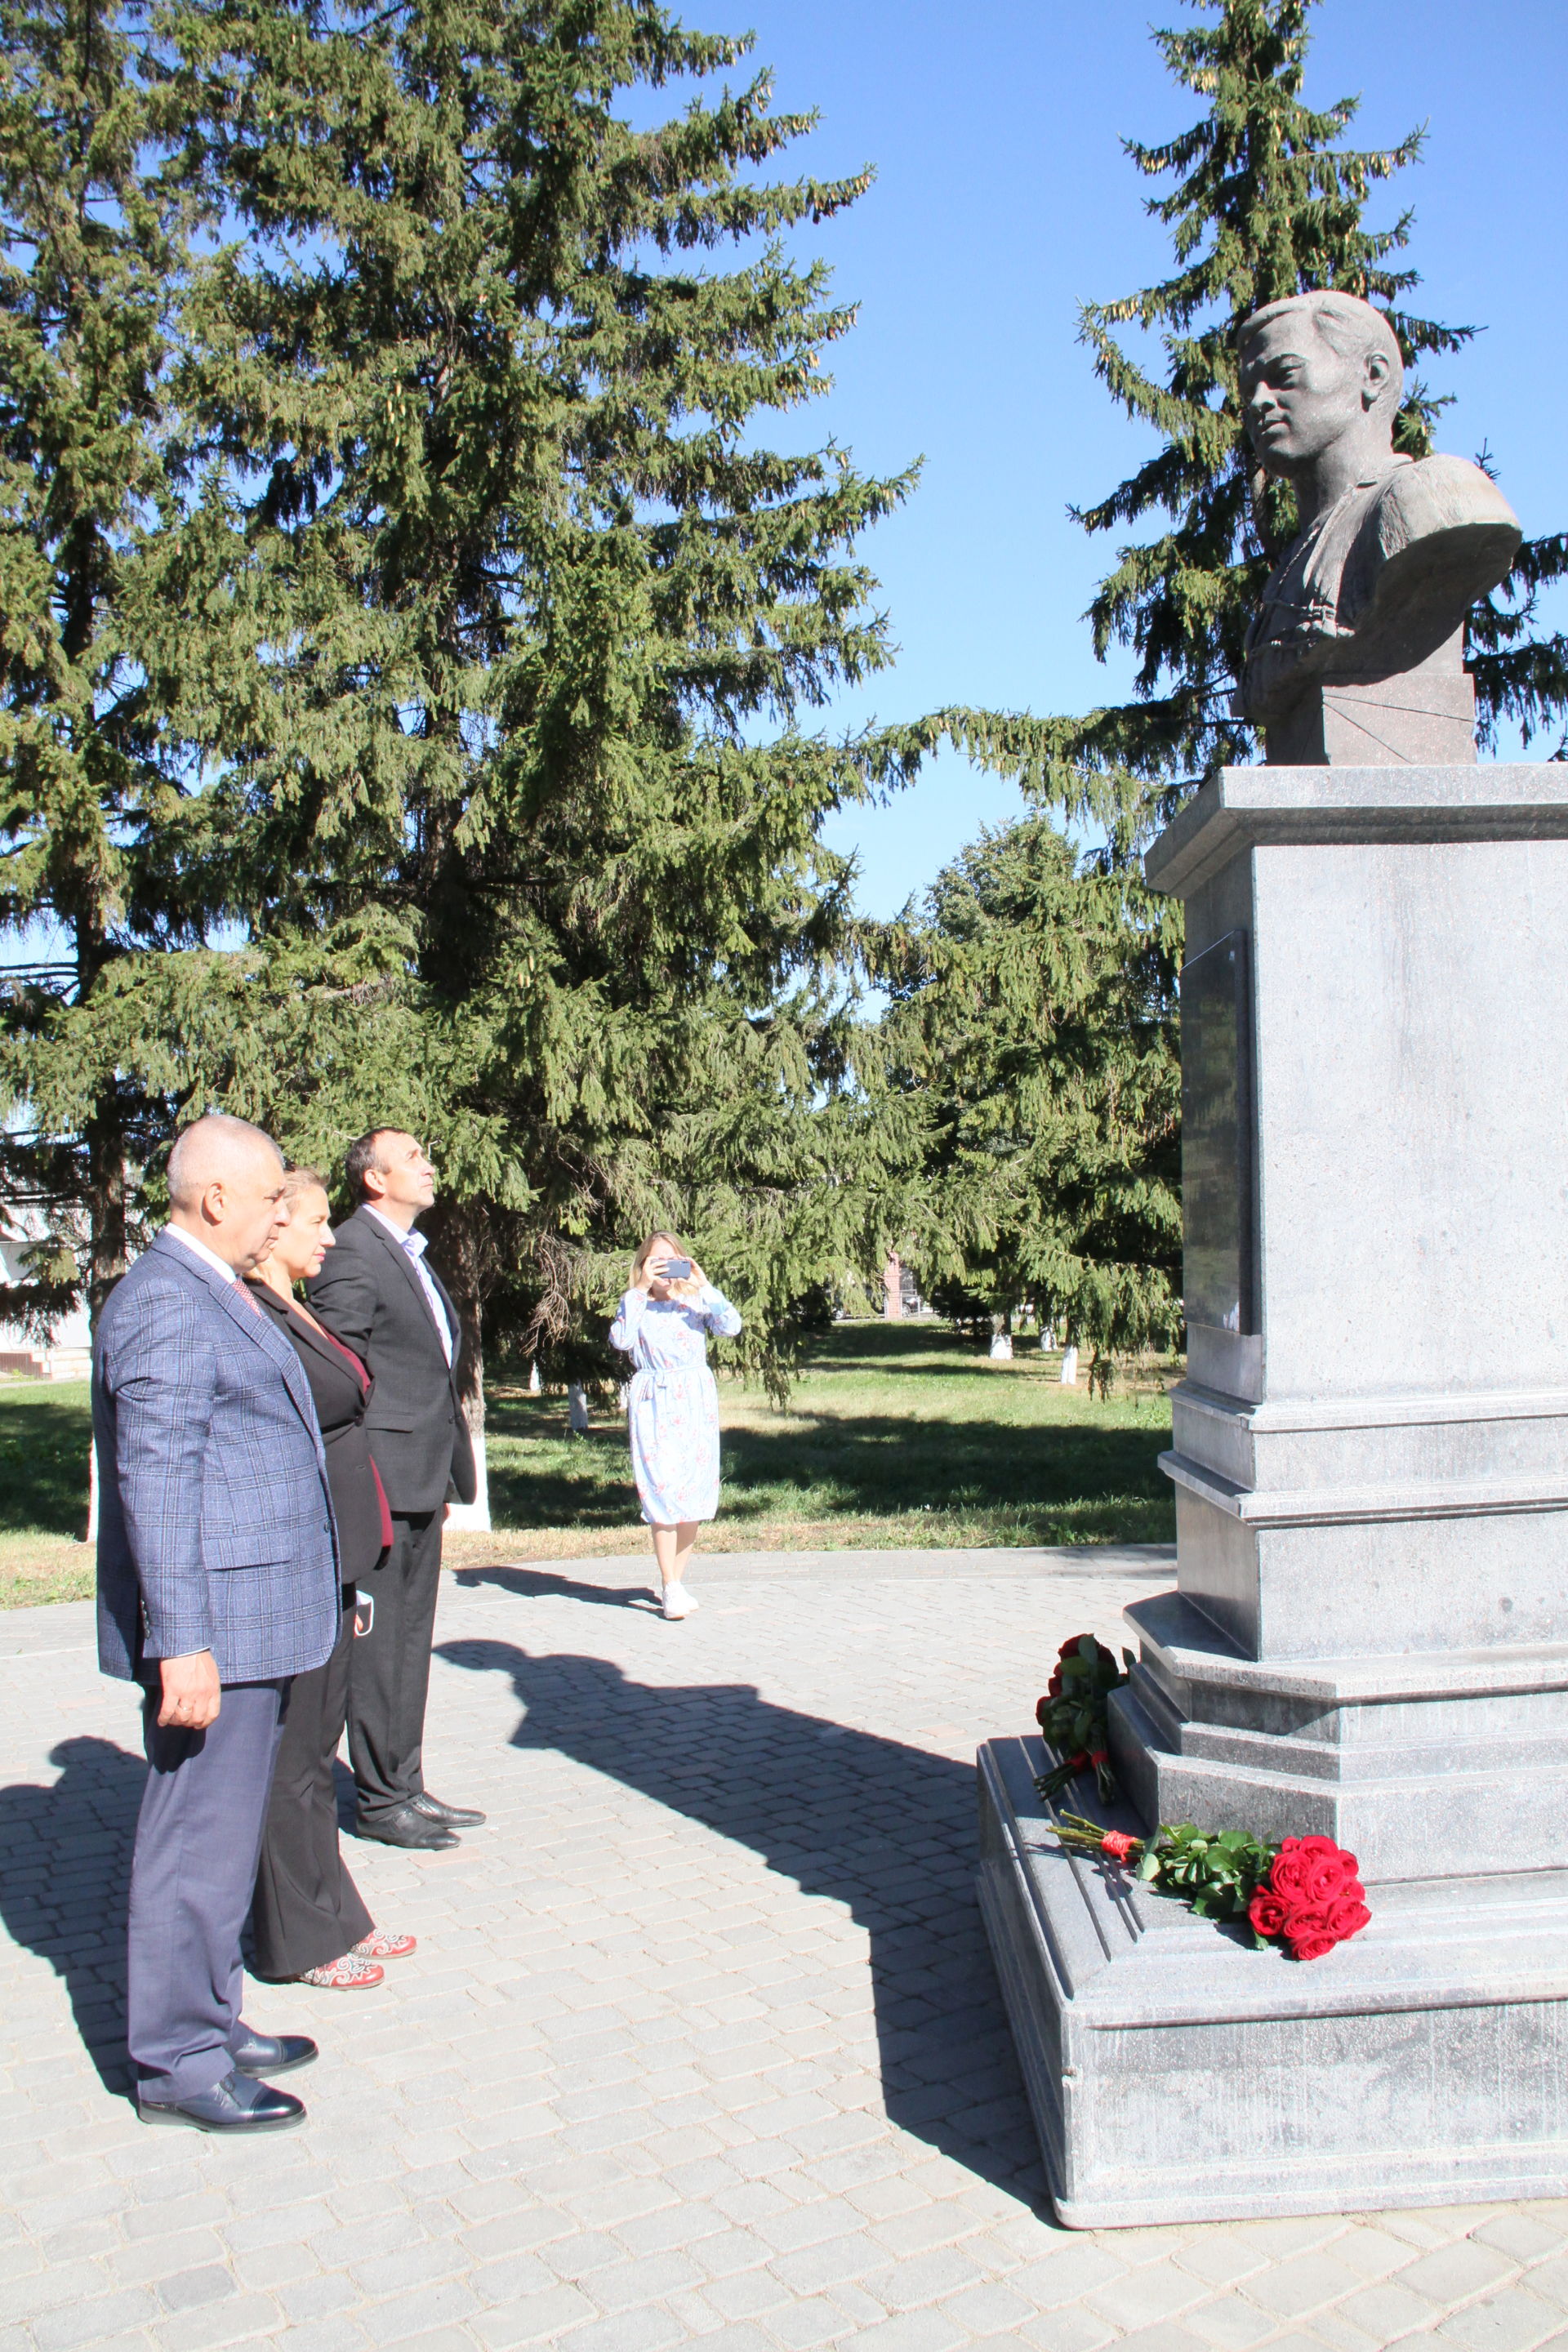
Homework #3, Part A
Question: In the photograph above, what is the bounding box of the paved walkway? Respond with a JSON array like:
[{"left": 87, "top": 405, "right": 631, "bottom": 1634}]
[{"left": 6, "top": 1548, "right": 1568, "bottom": 2352}]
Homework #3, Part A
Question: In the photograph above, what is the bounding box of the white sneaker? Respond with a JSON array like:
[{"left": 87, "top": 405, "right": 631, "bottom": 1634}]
[{"left": 662, "top": 1584, "right": 699, "bottom": 1619}]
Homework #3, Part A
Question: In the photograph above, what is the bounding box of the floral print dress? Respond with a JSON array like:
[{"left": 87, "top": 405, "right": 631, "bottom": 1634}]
[{"left": 609, "top": 1284, "right": 743, "bottom": 1525}]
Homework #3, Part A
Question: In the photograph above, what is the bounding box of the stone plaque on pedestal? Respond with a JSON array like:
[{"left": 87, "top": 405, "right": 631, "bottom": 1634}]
[{"left": 1178, "top": 929, "right": 1255, "bottom": 1338}]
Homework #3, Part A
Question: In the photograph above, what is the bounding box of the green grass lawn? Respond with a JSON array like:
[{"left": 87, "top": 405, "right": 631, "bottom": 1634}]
[
  {"left": 0, "top": 1321, "right": 1178, "bottom": 1606},
  {"left": 0, "top": 1379, "right": 99, "bottom": 1607}
]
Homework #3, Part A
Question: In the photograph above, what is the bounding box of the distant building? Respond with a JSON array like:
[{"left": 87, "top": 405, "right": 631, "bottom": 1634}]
[
  {"left": 881, "top": 1253, "right": 927, "bottom": 1320},
  {"left": 0, "top": 1205, "right": 90, "bottom": 1378}
]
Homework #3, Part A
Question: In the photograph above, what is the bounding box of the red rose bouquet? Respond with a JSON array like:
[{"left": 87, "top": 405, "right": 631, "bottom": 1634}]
[
  {"left": 1048, "top": 1814, "right": 1371, "bottom": 1962},
  {"left": 1246, "top": 1836, "right": 1371, "bottom": 1961},
  {"left": 1033, "top": 1634, "right": 1132, "bottom": 1802}
]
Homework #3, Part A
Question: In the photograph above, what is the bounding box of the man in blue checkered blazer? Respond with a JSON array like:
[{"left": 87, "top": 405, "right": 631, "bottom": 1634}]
[{"left": 95, "top": 1115, "right": 341, "bottom": 2134}]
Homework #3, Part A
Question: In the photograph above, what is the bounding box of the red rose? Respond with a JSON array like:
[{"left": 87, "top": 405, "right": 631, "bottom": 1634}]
[
  {"left": 1286, "top": 1836, "right": 1356, "bottom": 1902},
  {"left": 1267, "top": 1843, "right": 1310, "bottom": 1901},
  {"left": 1325, "top": 1893, "right": 1370, "bottom": 1943},
  {"left": 1249, "top": 1889, "right": 1290, "bottom": 1938},
  {"left": 1280, "top": 1905, "right": 1339, "bottom": 1961},
  {"left": 1101, "top": 1831, "right": 1138, "bottom": 1864},
  {"left": 1036, "top": 1696, "right": 1052, "bottom": 1727}
]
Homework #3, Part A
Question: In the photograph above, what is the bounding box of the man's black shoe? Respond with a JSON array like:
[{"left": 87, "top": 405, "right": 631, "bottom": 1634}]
[
  {"left": 357, "top": 1802, "right": 460, "bottom": 1851},
  {"left": 139, "top": 2069, "right": 305, "bottom": 2133},
  {"left": 230, "top": 2029, "right": 318, "bottom": 2077},
  {"left": 410, "top": 1792, "right": 487, "bottom": 1829}
]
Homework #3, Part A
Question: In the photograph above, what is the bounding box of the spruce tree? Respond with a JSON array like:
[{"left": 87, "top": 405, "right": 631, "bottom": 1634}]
[
  {"left": 148, "top": 0, "right": 932, "bottom": 1442},
  {"left": 0, "top": 0, "right": 220, "bottom": 1331},
  {"left": 877, "top": 820, "right": 1183, "bottom": 1370}
]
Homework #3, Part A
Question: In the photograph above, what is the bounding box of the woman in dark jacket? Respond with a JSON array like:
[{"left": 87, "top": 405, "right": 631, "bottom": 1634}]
[{"left": 247, "top": 1169, "right": 412, "bottom": 1989}]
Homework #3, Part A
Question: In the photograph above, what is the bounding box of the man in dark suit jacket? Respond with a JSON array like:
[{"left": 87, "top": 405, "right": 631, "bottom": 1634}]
[
  {"left": 96, "top": 1114, "right": 341, "bottom": 2132},
  {"left": 306, "top": 1129, "right": 483, "bottom": 1850}
]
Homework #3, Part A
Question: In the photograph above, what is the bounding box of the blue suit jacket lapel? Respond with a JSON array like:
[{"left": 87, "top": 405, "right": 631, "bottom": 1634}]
[{"left": 150, "top": 1234, "right": 324, "bottom": 1450}]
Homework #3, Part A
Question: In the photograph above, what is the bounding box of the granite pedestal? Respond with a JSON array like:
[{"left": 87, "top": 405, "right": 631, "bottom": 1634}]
[{"left": 978, "top": 762, "right": 1568, "bottom": 2224}]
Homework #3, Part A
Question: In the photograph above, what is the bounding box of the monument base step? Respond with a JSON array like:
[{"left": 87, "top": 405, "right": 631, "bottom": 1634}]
[
  {"left": 978, "top": 1733, "right": 1568, "bottom": 2227},
  {"left": 1109, "top": 1680, "right": 1568, "bottom": 1882}
]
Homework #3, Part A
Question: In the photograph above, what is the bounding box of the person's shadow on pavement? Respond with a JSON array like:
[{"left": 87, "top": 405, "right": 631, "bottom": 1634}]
[
  {"left": 453, "top": 1565, "right": 651, "bottom": 1611},
  {"left": 0, "top": 1735, "right": 144, "bottom": 2097},
  {"left": 435, "top": 1636, "right": 1046, "bottom": 2207}
]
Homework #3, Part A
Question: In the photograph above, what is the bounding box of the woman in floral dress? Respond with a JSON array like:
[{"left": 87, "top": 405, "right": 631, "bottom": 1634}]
[{"left": 610, "top": 1232, "right": 742, "bottom": 1619}]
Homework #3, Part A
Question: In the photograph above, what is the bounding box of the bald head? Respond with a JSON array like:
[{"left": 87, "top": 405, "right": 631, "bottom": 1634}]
[
  {"left": 166, "top": 1116, "right": 289, "bottom": 1273},
  {"left": 167, "top": 1115, "right": 282, "bottom": 1208}
]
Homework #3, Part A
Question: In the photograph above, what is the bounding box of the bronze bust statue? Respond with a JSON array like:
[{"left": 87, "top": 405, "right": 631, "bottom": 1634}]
[{"left": 1234, "top": 292, "right": 1521, "bottom": 764}]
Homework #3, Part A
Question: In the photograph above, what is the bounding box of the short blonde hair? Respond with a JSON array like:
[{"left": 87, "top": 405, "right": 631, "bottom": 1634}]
[
  {"left": 280, "top": 1165, "right": 330, "bottom": 1204},
  {"left": 631, "top": 1230, "right": 687, "bottom": 1285}
]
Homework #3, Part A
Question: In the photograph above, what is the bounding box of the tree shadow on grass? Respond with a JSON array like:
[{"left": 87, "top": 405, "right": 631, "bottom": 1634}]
[
  {"left": 718, "top": 1414, "right": 1174, "bottom": 1544},
  {"left": 0, "top": 1735, "right": 142, "bottom": 2096},
  {"left": 483, "top": 1421, "right": 636, "bottom": 1530},
  {"left": 436, "top": 1631, "right": 1049, "bottom": 2209},
  {"left": 0, "top": 1386, "right": 92, "bottom": 1535},
  {"left": 482, "top": 1404, "right": 1174, "bottom": 1546}
]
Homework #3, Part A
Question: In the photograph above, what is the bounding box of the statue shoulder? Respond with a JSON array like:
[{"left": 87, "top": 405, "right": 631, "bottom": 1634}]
[{"left": 1371, "top": 454, "right": 1520, "bottom": 557}]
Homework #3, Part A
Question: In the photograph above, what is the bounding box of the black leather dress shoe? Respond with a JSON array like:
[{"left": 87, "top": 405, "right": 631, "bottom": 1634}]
[
  {"left": 140, "top": 2069, "right": 305, "bottom": 2133},
  {"left": 357, "top": 1802, "right": 460, "bottom": 1851},
  {"left": 229, "top": 2029, "right": 318, "bottom": 2077},
  {"left": 410, "top": 1792, "right": 487, "bottom": 1828}
]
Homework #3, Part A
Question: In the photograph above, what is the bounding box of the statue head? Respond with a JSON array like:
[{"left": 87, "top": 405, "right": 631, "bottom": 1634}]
[{"left": 1238, "top": 292, "right": 1404, "bottom": 490}]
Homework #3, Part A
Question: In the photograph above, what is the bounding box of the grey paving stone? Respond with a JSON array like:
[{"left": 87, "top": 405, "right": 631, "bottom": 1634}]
[
  {"left": 753, "top": 2200, "right": 866, "bottom": 2256},
  {"left": 757, "top": 2296, "right": 858, "bottom": 2349},
  {"left": 155, "top": 2270, "right": 236, "bottom": 2314},
  {"left": 702, "top": 2269, "right": 796, "bottom": 2322},
  {"left": 1521, "top": 2257, "right": 1568, "bottom": 2311},
  {"left": 858, "top": 2247, "right": 986, "bottom": 2310},
  {"left": 1477, "top": 2216, "right": 1568, "bottom": 2263},
  {"left": 551, "top": 2306, "right": 688, "bottom": 2352},
  {"left": 1437, "top": 2290, "right": 1566, "bottom": 2351},
  {"left": 368, "top": 2280, "right": 483, "bottom": 2341},
  {"left": 572, "top": 2252, "right": 706, "bottom": 2311},
  {"left": 1301, "top": 2314, "right": 1383, "bottom": 2352},
  {"left": 1400, "top": 2243, "right": 1521, "bottom": 2305},
  {"left": 766, "top": 2233, "right": 889, "bottom": 2295},
  {"left": 31, "top": 2292, "right": 162, "bottom": 2352},
  {"left": 1018, "top": 2318, "right": 1119, "bottom": 2352},
  {"left": 469, "top": 2285, "right": 599, "bottom": 2348},
  {"left": 1178, "top": 2292, "right": 1279, "bottom": 2349},
  {"left": 839, "top": 2313, "right": 969, "bottom": 2352},
  {"left": 1229, "top": 2249, "right": 1366, "bottom": 2320},
  {"left": 278, "top": 2275, "right": 363, "bottom": 2323},
  {"left": 372, "top": 2332, "right": 479, "bottom": 2352},
  {"left": 1083, "top": 2260, "right": 1209, "bottom": 2329},
  {"left": 149, "top": 2288, "right": 286, "bottom": 2352},
  {"left": 1094, "top": 2327, "right": 1210, "bottom": 2352},
  {"left": 672, "top": 2328, "right": 775, "bottom": 2352}
]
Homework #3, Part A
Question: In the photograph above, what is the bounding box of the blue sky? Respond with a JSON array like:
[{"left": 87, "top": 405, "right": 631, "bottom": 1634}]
[{"left": 723, "top": 0, "right": 1568, "bottom": 914}]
